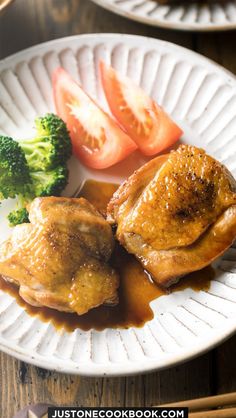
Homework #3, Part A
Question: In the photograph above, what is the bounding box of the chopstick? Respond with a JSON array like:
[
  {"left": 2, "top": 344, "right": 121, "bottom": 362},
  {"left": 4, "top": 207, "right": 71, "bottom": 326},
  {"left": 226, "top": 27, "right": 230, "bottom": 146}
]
[
  {"left": 160, "top": 392, "right": 236, "bottom": 412},
  {"left": 189, "top": 408, "right": 236, "bottom": 417}
]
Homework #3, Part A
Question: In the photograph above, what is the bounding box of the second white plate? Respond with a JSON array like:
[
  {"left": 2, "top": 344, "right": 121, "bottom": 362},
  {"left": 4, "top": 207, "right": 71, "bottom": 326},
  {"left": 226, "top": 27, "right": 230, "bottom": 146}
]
[{"left": 91, "top": 0, "right": 236, "bottom": 31}]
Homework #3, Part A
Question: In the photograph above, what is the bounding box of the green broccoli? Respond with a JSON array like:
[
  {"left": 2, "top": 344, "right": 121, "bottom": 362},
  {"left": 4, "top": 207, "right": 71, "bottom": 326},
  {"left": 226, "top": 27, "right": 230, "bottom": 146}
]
[
  {"left": 7, "top": 165, "right": 69, "bottom": 226},
  {"left": 0, "top": 114, "right": 72, "bottom": 227},
  {"left": 8, "top": 208, "right": 29, "bottom": 227},
  {"left": 18, "top": 113, "right": 72, "bottom": 172},
  {"left": 31, "top": 166, "right": 69, "bottom": 197},
  {"left": 0, "top": 136, "right": 31, "bottom": 200}
]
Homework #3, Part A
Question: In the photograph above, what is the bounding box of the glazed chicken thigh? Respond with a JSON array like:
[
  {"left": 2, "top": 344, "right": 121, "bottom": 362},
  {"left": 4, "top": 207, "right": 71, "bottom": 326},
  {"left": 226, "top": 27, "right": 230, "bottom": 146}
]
[
  {"left": 0, "top": 197, "right": 119, "bottom": 314},
  {"left": 107, "top": 145, "right": 236, "bottom": 287}
]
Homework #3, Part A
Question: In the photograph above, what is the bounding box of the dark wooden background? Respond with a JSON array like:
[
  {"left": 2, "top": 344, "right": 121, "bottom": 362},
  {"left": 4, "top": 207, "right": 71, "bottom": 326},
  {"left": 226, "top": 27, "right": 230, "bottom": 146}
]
[{"left": 0, "top": 1, "right": 236, "bottom": 417}]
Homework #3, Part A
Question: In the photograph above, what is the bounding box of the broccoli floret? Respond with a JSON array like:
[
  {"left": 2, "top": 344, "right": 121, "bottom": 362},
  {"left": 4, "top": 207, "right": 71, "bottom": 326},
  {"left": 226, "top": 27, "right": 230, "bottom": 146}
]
[
  {"left": 18, "top": 113, "right": 72, "bottom": 172},
  {"left": 0, "top": 136, "right": 31, "bottom": 200},
  {"left": 31, "top": 166, "right": 69, "bottom": 197},
  {"left": 8, "top": 208, "right": 29, "bottom": 227},
  {"left": 7, "top": 165, "right": 69, "bottom": 226},
  {"left": 0, "top": 115, "right": 71, "bottom": 227}
]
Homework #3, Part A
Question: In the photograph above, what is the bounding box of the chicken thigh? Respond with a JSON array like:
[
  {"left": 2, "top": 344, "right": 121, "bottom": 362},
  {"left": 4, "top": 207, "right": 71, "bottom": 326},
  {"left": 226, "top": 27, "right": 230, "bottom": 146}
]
[
  {"left": 0, "top": 197, "right": 119, "bottom": 314},
  {"left": 107, "top": 145, "right": 236, "bottom": 287}
]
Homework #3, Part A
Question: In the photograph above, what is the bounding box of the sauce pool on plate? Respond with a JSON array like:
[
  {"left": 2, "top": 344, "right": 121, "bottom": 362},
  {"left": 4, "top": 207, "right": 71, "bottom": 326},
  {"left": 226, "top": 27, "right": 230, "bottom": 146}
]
[{"left": 0, "top": 180, "right": 214, "bottom": 331}]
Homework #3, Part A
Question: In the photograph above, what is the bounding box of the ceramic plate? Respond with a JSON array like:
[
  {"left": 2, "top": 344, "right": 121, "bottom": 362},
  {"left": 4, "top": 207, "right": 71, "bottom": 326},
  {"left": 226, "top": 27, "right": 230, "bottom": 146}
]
[
  {"left": 91, "top": 0, "right": 236, "bottom": 31},
  {"left": 0, "top": 34, "right": 236, "bottom": 376}
]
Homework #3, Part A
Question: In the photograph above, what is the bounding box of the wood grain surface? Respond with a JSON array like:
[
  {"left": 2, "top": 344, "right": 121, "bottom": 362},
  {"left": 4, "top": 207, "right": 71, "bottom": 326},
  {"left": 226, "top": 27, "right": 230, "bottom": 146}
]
[{"left": 0, "top": 1, "right": 236, "bottom": 417}]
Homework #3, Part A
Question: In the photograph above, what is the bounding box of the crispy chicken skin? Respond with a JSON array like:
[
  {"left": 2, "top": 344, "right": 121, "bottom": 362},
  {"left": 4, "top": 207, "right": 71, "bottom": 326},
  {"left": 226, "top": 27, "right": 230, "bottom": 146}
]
[
  {"left": 107, "top": 145, "right": 236, "bottom": 287},
  {"left": 0, "top": 197, "right": 119, "bottom": 314}
]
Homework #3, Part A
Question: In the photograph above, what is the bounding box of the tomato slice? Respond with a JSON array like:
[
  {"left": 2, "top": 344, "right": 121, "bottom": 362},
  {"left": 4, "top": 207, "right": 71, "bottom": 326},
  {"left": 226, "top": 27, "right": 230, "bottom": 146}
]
[
  {"left": 52, "top": 67, "right": 137, "bottom": 169},
  {"left": 100, "top": 61, "right": 183, "bottom": 156}
]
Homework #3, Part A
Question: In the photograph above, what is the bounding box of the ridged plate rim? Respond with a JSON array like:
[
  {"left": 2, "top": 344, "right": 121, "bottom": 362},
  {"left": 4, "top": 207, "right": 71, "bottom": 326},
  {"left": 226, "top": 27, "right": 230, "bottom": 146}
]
[
  {"left": 0, "top": 34, "right": 236, "bottom": 376},
  {"left": 90, "top": 0, "right": 236, "bottom": 32}
]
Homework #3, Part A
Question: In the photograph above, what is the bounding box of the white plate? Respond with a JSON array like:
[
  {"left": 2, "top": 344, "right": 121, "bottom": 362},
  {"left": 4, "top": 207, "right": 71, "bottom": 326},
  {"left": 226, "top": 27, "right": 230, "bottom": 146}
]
[
  {"left": 0, "top": 34, "right": 236, "bottom": 376},
  {"left": 91, "top": 0, "right": 236, "bottom": 31}
]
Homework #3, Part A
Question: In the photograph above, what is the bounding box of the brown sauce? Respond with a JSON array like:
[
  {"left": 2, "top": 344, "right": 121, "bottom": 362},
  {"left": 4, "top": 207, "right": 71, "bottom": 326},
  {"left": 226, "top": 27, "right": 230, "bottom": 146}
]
[
  {"left": 79, "top": 179, "right": 118, "bottom": 217},
  {"left": 0, "top": 180, "right": 215, "bottom": 332}
]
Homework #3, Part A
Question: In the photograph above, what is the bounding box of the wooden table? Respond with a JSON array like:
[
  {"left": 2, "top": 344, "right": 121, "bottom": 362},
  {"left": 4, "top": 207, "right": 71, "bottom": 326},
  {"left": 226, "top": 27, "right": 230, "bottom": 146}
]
[{"left": 0, "top": 1, "right": 236, "bottom": 417}]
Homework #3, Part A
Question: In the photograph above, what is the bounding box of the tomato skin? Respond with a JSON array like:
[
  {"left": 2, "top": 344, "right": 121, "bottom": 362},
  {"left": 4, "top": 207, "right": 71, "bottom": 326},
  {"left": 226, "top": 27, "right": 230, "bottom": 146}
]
[
  {"left": 100, "top": 61, "right": 183, "bottom": 156},
  {"left": 52, "top": 67, "right": 137, "bottom": 169}
]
